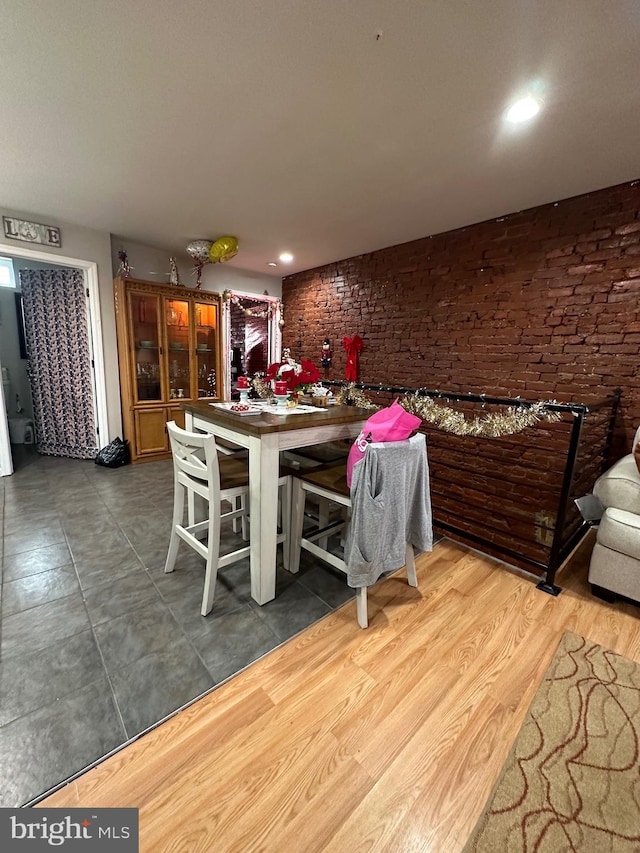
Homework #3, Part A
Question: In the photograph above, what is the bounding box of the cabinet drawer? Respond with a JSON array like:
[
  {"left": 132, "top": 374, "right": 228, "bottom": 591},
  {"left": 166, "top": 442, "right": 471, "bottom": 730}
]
[{"left": 134, "top": 408, "right": 169, "bottom": 456}]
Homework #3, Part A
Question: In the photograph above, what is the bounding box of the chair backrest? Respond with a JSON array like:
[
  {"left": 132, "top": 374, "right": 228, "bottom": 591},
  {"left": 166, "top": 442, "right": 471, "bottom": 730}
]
[
  {"left": 346, "top": 400, "right": 421, "bottom": 487},
  {"left": 345, "top": 431, "right": 432, "bottom": 587},
  {"left": 351, "top": 431, "right": 428, "bottom": 496},
  {"left": 167, "top": 421, "right": 221, "bottom": 501}
]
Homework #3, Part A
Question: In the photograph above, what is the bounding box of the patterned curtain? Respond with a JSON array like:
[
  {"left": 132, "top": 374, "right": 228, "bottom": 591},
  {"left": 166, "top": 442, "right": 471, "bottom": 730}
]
[{"left": 20, "top": 268, "right": 98, "bottom": 459}]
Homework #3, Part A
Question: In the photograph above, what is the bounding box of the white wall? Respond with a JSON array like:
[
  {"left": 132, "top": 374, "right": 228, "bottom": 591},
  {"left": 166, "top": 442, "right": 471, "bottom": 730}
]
[
  {"left": 200, "top": 262, "right": 281, "bottom": 298},
  {"left": 0, "top": 206, "right": 122, "bottom": 438},
  {"left": 110, "top": 236, "right": 194, "bottom": 287},
  {"left": 109, "top": 238, "right": 280, "bottom": 297}
]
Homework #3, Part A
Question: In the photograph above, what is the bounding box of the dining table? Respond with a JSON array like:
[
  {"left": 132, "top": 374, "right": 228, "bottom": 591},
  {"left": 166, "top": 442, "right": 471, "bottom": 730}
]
[{"left": 181, "top": 400, "right": 372, "bottom": 605}]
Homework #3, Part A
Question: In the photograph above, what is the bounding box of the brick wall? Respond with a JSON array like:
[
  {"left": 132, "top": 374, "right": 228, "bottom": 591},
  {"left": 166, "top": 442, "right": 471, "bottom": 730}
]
[{"left": 283, "top": 180, "right": 640, "bottom": 450}]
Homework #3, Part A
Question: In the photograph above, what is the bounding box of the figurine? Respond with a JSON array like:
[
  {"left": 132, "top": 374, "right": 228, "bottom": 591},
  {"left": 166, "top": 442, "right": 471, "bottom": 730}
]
[
  {"left": 169, "top": 257, "right": 184, "bottom": 286},
  {"left": 117, "top": 250, "right": 132, "bottom": 278},
  {"left": 321, "top": 338, "right": 332, "bottom": 368}
]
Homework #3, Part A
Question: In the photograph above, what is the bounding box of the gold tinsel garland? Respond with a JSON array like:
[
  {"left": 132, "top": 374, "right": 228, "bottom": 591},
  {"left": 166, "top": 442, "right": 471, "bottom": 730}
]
[
  {"left": 252, "top": 375, "right": 275, "bottom": 399},
  {"left": 335, "top": 383, "right": 562, "bottom": 438},
  {"left": 222, "top": 289, "right": 284, "bottom": 325},
  {"left": 335, "top": 384, "right": 377, "bottom": 409}
]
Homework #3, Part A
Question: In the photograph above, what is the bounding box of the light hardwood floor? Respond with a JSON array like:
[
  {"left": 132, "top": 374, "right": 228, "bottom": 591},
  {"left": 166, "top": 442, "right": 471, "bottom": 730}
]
[{"left": 39, "top": 532, "right": 640, "bottom": 852}]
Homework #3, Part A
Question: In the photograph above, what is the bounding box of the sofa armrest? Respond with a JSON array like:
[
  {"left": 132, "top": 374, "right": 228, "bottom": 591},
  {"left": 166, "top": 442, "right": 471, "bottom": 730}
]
[{"left": 593, "top": 454, "right": 640, "bottom": 514}]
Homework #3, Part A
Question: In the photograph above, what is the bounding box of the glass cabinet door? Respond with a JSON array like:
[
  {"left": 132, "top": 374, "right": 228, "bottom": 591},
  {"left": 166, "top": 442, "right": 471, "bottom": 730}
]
[
  {"left": 130, "top": 293, "right": 162, "bottom": 402},
  {"left": 195, "top": 300, "right": 219, "bottom": 399},
  {"left": 165, "top": 297, "right": 191, "bottom": 401}
]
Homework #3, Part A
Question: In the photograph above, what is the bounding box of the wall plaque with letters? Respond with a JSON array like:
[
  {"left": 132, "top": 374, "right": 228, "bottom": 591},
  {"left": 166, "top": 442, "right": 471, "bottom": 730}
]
[{"left": 3, "top": 216, "right": 62, "bottom": 248}]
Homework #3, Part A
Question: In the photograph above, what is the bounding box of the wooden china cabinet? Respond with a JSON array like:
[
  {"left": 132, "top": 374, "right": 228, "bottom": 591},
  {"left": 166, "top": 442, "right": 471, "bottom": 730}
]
[{"left": 114, "top": 277, "right": 223, "bottom": 462}]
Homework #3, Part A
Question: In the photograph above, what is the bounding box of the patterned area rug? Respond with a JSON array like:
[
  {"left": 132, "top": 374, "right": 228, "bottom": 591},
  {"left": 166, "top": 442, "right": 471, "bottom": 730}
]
[{"left": 464, "top": 631, "right": 640, "bottom": 852}]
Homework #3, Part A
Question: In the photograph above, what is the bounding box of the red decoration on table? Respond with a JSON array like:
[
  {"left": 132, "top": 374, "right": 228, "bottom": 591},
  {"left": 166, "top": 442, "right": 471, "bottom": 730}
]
[
  {"left": 274, "top": 380, "right": 288, "bottom": 396},
  {"left": 343, "top": 335, "right": 363, "bottom": 381},
  {"left": 237, "top": 376, "right": 249, "bottom": 389},
  {"left": 265, "top": 357, "right": 321, "bottom": 393}
]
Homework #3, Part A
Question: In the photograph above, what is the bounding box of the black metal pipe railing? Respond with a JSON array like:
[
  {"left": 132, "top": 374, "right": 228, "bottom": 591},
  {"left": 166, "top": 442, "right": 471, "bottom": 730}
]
[
  {"left": 326, "top": 380, "right": 593, "bottom": 414},
  {"left": 324, "top": 380, "right": 621, "bottom": 594},
  {"left": 538, "top": 410, "right": 585, "bottom": 595}
]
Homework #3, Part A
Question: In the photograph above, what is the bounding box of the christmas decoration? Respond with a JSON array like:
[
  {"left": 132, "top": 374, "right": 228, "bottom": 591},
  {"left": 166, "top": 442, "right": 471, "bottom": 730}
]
[
  {"left": 321, "top": 338, "right": 332, "bottom": 368},
  {"left": 343, "top": 334, "right": 363, "bottom": 381},
  {"left": 222, "top": 290, "right": 282, "bottom": 320},
  {"left": 400, "top": 394, "right": 562, "bottom": 437},
  {"left": 335, "top": 383, "right": 562, "bottom": 437},
  {"left": 335, "top": 384, "right": 377, "bottom": 409},
  {"left": 265, "top": 354, "right": 321, "bottom": 395},
  {"left": 252, "top": 374, "right": 274, "bottom": 400}
]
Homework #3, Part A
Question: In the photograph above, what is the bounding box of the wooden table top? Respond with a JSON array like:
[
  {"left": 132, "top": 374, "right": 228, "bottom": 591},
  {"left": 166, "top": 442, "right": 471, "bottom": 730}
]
[{"left": 182, "top": 400, "right": 374, "bottom": 436}]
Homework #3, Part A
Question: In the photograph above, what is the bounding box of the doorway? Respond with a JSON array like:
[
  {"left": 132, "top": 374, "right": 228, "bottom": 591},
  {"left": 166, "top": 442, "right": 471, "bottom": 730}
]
[
  {"left": 222, "top": 291, "right": 282, "bottom": 394},
  {"left": 0, "top": 242, "right": 108, "bottom": 476}
]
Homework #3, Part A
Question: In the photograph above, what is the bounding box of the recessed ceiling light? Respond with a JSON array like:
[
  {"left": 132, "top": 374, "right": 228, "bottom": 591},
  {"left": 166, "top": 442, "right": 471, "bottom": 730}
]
[
  {"left": 267, "top": 262, "right": 277, "bottom": 267},
  {"left": 505, "top": 96, "right": 541, "bottom": 124},
  {"left": 279, "top": 252, "right": 293, "bottom": 263}
]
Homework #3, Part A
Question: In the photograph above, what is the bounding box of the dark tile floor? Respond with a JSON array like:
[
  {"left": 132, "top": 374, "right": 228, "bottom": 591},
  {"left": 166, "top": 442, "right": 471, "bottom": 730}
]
[{"left": 0, "top": 446, "right": 355, "bottom": 807}]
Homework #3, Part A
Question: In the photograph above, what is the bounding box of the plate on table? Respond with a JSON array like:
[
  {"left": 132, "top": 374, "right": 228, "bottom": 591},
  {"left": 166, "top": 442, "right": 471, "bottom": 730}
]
[
  {"left": 211, "top": 402, "right": 262, "bottom": 416},
  {"left": 263, "top": 404, "right": 327, "bottom": 415}
]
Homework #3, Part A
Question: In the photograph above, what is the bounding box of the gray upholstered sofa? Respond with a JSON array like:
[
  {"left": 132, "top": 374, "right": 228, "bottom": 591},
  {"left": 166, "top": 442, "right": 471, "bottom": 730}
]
[{"left": 589, "top": 426, "right": 640, "bottom": 603}]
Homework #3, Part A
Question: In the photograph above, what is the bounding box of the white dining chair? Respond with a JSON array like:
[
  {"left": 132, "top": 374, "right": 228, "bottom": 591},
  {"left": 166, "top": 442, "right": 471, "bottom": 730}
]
[
  {"left": 164, "top": 421, "right": 291, "bottom": 616},
  {"left": 289, "top": 434, "right": 432, "bottom": 628}
]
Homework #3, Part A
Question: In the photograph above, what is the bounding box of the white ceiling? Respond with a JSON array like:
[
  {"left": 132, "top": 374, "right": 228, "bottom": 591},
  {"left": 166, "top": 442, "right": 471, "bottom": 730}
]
[{"left": 1, "top": 1, "right": 639, "bottom": 277}]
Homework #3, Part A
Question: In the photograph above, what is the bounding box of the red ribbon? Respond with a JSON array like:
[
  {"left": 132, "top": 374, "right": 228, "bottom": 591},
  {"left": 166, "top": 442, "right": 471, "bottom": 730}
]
[{"left": 343, "top": 334, "right": 363, "bottom": 381}]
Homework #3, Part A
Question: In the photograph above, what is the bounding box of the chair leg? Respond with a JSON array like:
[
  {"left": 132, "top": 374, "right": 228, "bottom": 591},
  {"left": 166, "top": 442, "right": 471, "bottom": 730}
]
[
  {"left": 289, "top": 478, "right": 306, "bottom": 573},
  {"left": 187, "top": 487, "right": 196, "bottom": 528},
  {"left": 232, "top": 495, "right": 242, "bottom": 535},
  {"left": 280, "top": 475, "right": 292, "bottom": 570},
  {"left": 240, "top": 494, "right": 249, "bottom": 540},
  {"left": 164, "top": 481, "right": 185, "bottom": 574},
  {"left": 405, "top": 543, "right": 418, "bottom": 587},
  {"left": 356, "top": 587, "right": 368, "bottom": 628},
  {"left": 201, "top": 508, "right": 222, "bottom": 616},
  {"left": 317, "top": 496, "right": 330, "bottom": 551}
]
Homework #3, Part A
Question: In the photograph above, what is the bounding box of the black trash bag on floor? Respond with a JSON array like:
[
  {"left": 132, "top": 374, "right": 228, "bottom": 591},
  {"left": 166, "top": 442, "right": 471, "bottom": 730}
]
[{"left": 94, "top": 437, "right": 130, "bottom": 468}]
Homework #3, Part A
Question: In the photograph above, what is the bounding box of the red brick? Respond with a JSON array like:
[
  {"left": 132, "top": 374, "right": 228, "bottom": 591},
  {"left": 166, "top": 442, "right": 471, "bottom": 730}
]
[
  {"left": 615, "top": 222, "right": 640, "bottom": 235},
  {"left": 577, "top": 229, "right": 612, "bottom": 241},
  {"left": 546, "top": 245, "right": 575, "bottom": 259},
  {"left": 568, "top": 263, "right": 605, "bottom": 275}
]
